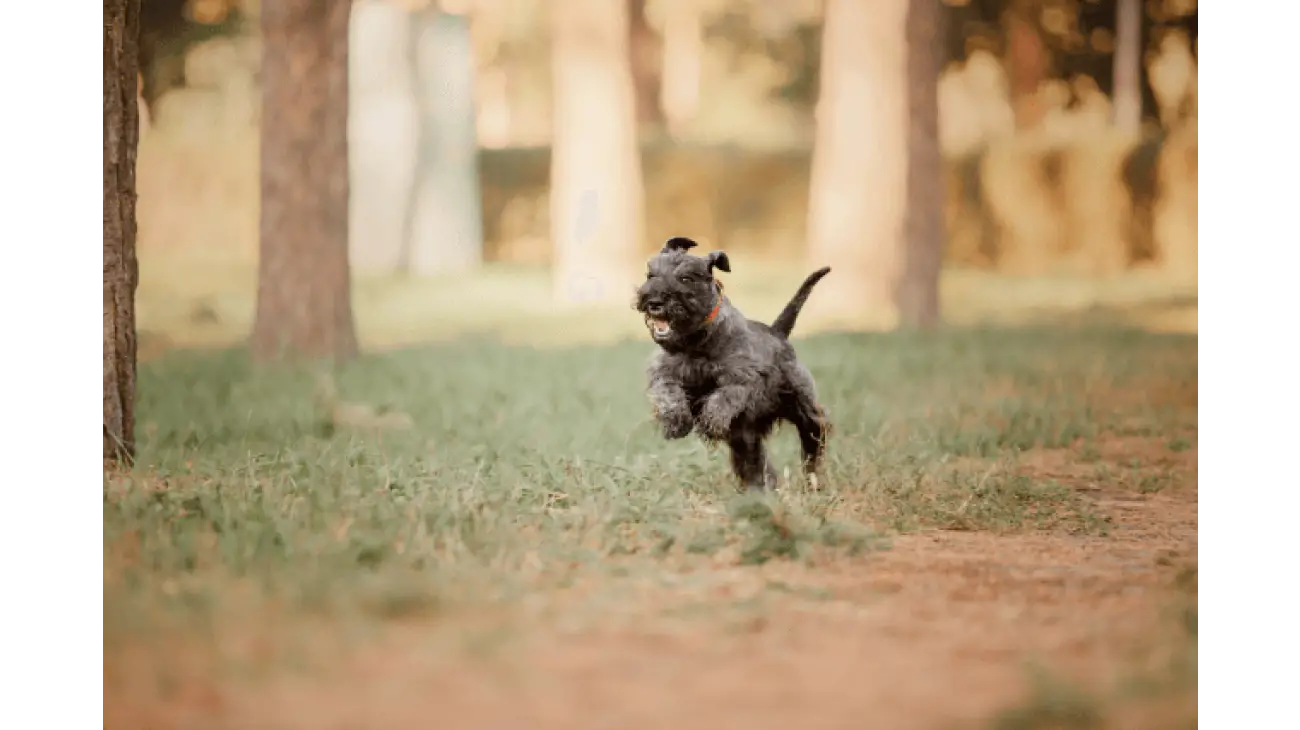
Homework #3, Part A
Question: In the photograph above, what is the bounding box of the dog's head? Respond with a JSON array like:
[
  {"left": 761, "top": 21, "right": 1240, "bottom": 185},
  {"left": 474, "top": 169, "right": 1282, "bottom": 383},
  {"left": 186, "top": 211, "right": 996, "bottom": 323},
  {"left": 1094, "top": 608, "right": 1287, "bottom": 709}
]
[{"left": 634, "top": 237, "right": 730, "bottom": 345}]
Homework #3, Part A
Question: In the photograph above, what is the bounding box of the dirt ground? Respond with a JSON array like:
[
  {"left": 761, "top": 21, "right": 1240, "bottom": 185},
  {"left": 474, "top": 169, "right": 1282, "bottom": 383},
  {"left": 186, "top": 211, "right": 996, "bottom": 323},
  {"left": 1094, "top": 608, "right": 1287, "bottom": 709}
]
[{"left": 105, "top": 437, "right": 1197, "bottom": 730}]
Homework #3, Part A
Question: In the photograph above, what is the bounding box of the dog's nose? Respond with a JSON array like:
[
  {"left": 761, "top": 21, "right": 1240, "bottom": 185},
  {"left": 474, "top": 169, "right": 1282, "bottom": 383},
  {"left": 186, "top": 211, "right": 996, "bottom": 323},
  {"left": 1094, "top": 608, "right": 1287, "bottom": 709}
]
[{"left": 645, "top": 299, "right": 665, "bottom": 316}]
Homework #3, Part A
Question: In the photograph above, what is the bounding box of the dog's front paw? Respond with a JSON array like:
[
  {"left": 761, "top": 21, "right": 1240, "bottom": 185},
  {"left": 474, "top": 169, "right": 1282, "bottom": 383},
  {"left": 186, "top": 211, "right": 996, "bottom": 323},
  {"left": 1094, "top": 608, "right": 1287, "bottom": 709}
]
[
  {"left": 649, "top": 388, "right": 693, "bottom": 440},
  {"left": 658, "top": 407, "right": 694, "bottom": 439},
  {"left": 696, "top": 402, "right": 733, "bottom": 442}
]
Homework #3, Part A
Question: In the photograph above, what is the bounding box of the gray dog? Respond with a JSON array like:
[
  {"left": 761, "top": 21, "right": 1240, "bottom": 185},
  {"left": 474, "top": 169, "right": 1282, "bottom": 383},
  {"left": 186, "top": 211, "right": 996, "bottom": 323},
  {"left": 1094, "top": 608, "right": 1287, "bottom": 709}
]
[{"left": 634, "top": 236, "right": 832, "bottom": 491}]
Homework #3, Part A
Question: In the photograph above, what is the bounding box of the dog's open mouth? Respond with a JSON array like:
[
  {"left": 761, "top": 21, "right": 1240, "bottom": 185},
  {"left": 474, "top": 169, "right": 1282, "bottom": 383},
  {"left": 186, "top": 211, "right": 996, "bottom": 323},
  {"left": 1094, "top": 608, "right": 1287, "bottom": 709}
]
[{"left": 646, "top": 315, "right": 672, "bottom": 338}]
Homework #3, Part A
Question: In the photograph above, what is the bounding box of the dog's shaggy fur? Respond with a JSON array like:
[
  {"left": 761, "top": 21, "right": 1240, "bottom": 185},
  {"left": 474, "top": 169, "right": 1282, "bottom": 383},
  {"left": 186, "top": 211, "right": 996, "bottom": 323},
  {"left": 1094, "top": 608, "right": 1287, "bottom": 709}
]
[{"left": 634, "top": 236, "right": 832, "bottom": 491}]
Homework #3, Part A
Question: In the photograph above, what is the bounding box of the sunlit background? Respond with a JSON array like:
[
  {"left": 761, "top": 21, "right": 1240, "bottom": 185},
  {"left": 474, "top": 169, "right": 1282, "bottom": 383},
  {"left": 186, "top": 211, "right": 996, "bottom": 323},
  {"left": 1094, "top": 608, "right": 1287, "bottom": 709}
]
[{"left": 133, "top": 0, "right": 1196, "bottom": 354}]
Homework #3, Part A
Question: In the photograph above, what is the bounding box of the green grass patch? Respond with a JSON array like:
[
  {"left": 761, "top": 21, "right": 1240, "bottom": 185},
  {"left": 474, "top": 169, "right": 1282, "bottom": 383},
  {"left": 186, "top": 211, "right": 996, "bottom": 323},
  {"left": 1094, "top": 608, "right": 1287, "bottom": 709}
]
[{"left": 107, "top": 327, "right": 1196, "bottom": 634}]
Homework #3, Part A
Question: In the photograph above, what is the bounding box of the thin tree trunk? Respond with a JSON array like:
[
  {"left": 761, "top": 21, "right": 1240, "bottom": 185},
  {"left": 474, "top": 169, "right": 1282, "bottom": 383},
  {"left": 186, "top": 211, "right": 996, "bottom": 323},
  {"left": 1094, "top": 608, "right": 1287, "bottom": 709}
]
[
  {"left": 1112, "top": 0, "right": 1143, "bottom": 134},
  {"left": 1004, "top": 3, "right": 1046, "bottom": 131},
  {"left": 253, "top": 0, "right": 358, "bottom": 362},
  {"left": 550, "top": 0, "right": 645, "bottom": 304},
  {"left": 807, "top": 0, "right": 943, "bottom": 328},
  {"left": 628, "top": 0, "right": 663, "bottom": 129},
  {"left": 402, "top": 7, "right": 484, "bottom": 275},
  {"left": 104, "top": 0, "right": 142, "bottom": 464},
  {"left": 897, "top": 0, "right": 946, "bottom": 328}
]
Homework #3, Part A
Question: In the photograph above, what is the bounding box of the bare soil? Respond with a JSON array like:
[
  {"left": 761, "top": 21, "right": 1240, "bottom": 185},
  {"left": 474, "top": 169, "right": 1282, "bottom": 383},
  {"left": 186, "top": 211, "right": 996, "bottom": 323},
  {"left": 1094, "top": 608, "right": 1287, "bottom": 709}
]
[{"left": 105, "top": 438, "right": 1197, "bottom": 730}]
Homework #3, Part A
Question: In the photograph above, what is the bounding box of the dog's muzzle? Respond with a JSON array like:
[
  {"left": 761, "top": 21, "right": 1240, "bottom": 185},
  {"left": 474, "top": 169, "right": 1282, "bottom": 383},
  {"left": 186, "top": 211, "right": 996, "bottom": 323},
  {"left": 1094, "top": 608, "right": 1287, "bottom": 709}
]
[
  {"left": 642, "top": 299, "right": 672, "bottom": 339},
  {"left": 644, "top": 312, "right": 672, "bottom": 339}
]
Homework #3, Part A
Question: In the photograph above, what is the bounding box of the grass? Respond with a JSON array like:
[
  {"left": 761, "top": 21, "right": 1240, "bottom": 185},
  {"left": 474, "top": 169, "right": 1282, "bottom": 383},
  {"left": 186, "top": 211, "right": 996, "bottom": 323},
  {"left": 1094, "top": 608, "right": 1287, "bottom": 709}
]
[
  {"left": 105, "top": 320, "right": 1199, "bottom": 729},
  {"left": 106, "top": 327, "right": 1196, "bottom": 637},
  {"left": 988, "top": 669, "right": 1107, "bottom": 730}
]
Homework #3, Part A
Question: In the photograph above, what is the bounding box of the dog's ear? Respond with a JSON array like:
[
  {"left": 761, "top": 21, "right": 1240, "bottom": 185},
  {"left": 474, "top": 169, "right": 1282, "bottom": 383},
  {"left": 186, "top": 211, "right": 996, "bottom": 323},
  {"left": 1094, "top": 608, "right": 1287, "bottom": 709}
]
[
  {"left": 662, "top": 236, "right": 698, "bottom": 253},
  {"left": 706, "top": 251, "right": 731, "bottom": 274}
]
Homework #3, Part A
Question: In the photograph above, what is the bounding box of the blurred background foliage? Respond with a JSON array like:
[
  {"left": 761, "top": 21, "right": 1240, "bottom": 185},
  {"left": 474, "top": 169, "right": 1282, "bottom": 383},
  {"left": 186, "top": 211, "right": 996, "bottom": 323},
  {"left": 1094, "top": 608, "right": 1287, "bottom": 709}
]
[{"left": 131, "top": 0, "right": 1196, "bottom": 352}]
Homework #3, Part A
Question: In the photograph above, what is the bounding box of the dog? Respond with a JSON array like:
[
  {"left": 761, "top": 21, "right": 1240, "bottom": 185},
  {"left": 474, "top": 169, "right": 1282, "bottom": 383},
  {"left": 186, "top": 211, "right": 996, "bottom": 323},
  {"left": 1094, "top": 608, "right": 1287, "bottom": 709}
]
[{"left": 634, "top": 236, "right": 832, "bottom": 491}]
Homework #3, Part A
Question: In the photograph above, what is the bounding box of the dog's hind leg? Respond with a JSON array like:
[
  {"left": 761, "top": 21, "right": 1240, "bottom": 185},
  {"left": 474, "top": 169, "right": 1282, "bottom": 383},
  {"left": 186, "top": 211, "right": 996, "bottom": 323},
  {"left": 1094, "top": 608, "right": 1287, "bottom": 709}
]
[
  {"left": 790, "top": 402, "right": 829, "bottom": 487},
  {"left": 728, "top": 429, "right": 778, "bottom": 492},
  {"left": 785, "top": 366, "right": 830, "bottom": 485}
]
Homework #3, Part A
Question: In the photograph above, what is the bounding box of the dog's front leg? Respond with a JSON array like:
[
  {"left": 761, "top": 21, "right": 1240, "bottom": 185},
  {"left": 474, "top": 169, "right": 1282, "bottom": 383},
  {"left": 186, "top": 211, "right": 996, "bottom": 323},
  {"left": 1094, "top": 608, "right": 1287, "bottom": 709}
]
[
  {"left": 697, "top": 381, "right": 752, "bottom": 442},
  {"left": 647, "top": 373, "right": 694, "bottom": 440}
]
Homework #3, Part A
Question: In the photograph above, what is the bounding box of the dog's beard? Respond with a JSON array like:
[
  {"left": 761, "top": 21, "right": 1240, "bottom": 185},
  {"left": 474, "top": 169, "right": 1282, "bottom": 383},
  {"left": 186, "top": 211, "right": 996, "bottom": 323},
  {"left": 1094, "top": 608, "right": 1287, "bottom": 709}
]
[
  {"left": 636, "top": 287, "right": 713, "bottom": 344},
  {"left": 644, "top": 309, "right": 713, "bottom": 346},
  {"left": 640, "top": 301, "right": 699, "bottom": 342}
]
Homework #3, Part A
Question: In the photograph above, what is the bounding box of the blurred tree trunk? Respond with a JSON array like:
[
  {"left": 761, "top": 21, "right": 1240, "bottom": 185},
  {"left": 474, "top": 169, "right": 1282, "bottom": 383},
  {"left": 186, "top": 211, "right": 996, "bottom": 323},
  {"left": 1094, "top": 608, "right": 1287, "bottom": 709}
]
[
  {"left": 628, "top": 0, "right": 663, "bottom": 129},
  {"left": 898, "top": 0, "right": 946, "bottom": 327},
  {"left": 1004, "top": 2, "right": 1046, "bottom": 131},
  {"left": 104, "top": 0, "right": 142, "bottom": 464},
  {"left": 550, "top": 0, "right": 644, "bottom": 304},
  {"left": 253, "top": 0, "right": 358, "bottom": 362},
  {"left": 348, "top": 1, "right": 418, "bottom": 274},
  {"left": 1112, "top": 0, "right": 1143, "bottom": 134},
  {"left": 806, "top": 0, "right": 944, "bottom": 329},
  {"left": 402, "top": 7, "right": 484, "bottom": 275},
  {"left": 659, "top": 0, "right": 702, "bottom": 138}
]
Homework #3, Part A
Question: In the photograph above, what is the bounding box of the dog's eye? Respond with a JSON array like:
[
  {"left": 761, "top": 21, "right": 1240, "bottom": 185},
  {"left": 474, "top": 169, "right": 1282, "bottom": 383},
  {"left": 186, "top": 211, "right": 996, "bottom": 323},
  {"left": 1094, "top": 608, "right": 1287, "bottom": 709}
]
[
  {"left": 646, "top": 271, "right": 653, "bottom": 279},
  {"left": 677, "top": 274, "right": 694, "bottom": 284}
]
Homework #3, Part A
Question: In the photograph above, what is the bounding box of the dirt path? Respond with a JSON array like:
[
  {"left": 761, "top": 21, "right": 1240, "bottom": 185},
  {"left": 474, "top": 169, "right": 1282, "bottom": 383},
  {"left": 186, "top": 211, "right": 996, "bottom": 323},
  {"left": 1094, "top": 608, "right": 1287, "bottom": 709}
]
[{"left": 106, "top": 444, "right": 1197, "bottom": 730}]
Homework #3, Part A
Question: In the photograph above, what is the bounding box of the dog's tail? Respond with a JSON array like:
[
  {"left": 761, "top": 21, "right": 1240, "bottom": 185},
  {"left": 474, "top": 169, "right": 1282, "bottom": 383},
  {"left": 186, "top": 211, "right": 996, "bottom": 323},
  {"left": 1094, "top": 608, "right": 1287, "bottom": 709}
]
[{"left": 771, "top": 266, "right": 831, "bottom": 339}]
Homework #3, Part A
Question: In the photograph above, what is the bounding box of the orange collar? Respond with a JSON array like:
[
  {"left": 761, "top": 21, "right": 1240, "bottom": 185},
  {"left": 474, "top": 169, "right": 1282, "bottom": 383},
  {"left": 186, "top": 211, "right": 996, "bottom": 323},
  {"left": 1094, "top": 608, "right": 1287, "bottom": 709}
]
[{"left": 703, "top": 279, "right": 724, "bottom": 325}]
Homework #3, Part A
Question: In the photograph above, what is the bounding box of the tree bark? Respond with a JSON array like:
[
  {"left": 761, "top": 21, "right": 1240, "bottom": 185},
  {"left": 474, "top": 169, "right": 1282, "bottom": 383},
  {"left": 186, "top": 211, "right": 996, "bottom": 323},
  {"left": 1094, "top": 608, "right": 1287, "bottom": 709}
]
[
  {"left": 550, "top": 0, "right": 645, "bottom": 304},
  {"left": 104, "top": 0, "right": 142, "bottom": 464},
  {"left": 1112, "top": 0, "right": 1143, "bottom": 134},
  {"left": 806, "top": 0, "right": 944, "bottom": 330},
  {"left": 253, "top": 0, "right": 359, "bottom": 362},
  {"left": 628, "top": 0, "right": 663, "bottom": 129}
]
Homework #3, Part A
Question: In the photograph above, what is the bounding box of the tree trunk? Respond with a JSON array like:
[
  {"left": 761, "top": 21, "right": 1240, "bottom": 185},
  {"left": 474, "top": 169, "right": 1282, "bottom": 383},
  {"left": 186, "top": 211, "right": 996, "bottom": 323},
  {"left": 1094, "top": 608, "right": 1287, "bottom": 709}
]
[
  {"left": 806, "top": 0, "right": 944, "bottom": 330},
  {"left": 550, "top": 0, "right": 645, "bottom": 304},
  {"left": 898, "top": 0, "right": 945, "bottom": 328},
  {"left": 1004, "top": 4, "right": 1046, "bottom": 131},
  {"left": 1112, "top": 0, "right": 1143, "bottom": 134},
  {"left": 98, "top": 2, "right": 104, "bottom": 452},
  {"left": 659, "top": 0, "right": 702, "bottom": 138},
  {"left": 348, "top": 0, "right": 418, "bottom": 274},
  {"left": 628, "top": 0, "right": 663, "bottom": 129},
  {"left": 402, "top": 7, "right": 484, "bottom": 275},
  {"left": 253, "top": 0, "right": 359, "bottom": 362},
  {"left": 104, "top": 0, "right": 142, "bottom": 464}
]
